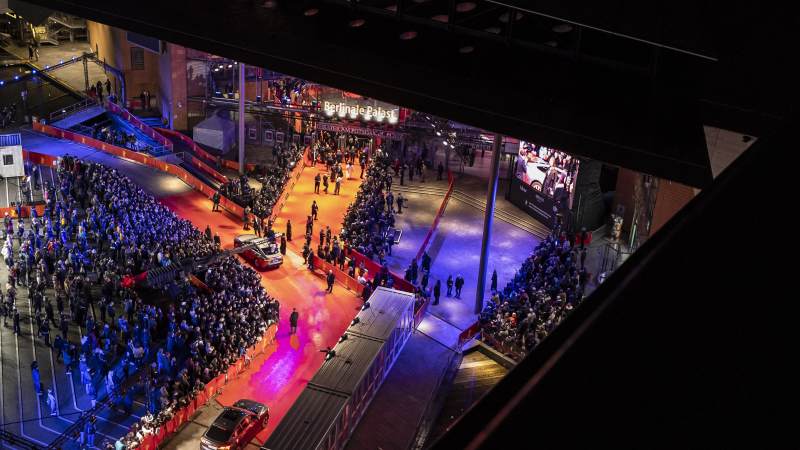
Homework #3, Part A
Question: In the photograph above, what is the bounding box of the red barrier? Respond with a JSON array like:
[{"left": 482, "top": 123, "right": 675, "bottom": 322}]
[
  {"left": 458, "top": 321, "right": 481, "bottom": 348},
  {"left": 141, "top": 435, "right": 155, "bottom": 450},
  {"left": 413, "top": 298, "right": 429, "bottom": 328},
  {"left": 482, "top": 330, "right": 525, "bottom": 360},
  {"left": 415, "top": 168, "right": 454, "bottom": 263},
  {"left": 348, "top": 250, "right": 415, "bottom": 294},
  {"left": 73, "top": 134, "right": 95, "bottom": 147},
  {"left": 23, "top": 149, "right": 57, "bottom": 167}
]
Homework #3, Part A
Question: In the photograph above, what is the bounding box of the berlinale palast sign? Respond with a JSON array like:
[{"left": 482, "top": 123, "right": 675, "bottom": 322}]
[{"left": 323, "top": 101, "right": 398, "bottom": 121}]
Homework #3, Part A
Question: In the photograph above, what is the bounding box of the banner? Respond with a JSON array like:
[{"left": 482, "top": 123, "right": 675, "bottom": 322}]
[{"left": 508, "top": 176, "right": 562, "bottom": 229}]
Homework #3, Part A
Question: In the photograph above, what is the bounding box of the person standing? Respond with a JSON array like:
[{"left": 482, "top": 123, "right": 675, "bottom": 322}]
[
  {"left": 32, "top": 361, "right": 42, "bottom": 395},
  {"left": 205, "top": 225, "right": 212, "bottom": 241},
  {"left": 411, "top": 258, "right": 419, "bottom": 283},
  {"left": 85, "top": 420, "right": 97, "bottom": 447},
  {"left": 437, "top": 162, "right": 444, "bottom": 181},
  {"left": 214, "top": 232, "right": 221, "bottom": 246},
  {"left": 145, "top": 90, "right": 151, "bottom": 108},
  {"left": 280, "top": 235, "right": 287, "bottom": 255},
  {"left": 286, "top": 220, "right": 292, "bottom": 241},
  {"left": 212, "top": 190, "right": 221, "bottom": 211},
  {"left": 139, "top": 91, "right": 146, "bottom": 109},
  {"left": 396, "top": 193, "right": 404, "bottom": 214},
  {"left": 420, "top": 163, "right": 427, "bottom": 182},
  {"left": 47, "top": 389, "right": 58, "bottom": 416},
  {"left": 334, "top": 176, "right": 342, "bottom": 195},
  {"left": 326, "top": 270, "right": 335, "bottom": 293},
  {"left": 433, "top": 280, "right": 441, "bottom": 305},
  {"left": 580, "top": 227, "right": 588, "bottom": 250},
  {"left": 399, "top": 164, "right": 405, "bottom": 186},
  {"left": 314, "top": 173, "right": 321, "bottom": 193},
  {"left": 491, "top": 269, "right": 498, "bottom": 292},
  {"left": 446, "top": 275, "right": 454, "bottom": 297},
  {"left": 455, "top": 275, "right": 465, "bottom": 298},
  {"left": 289, "top": 308, "right": 299, "bottom": 334},
  {"left": 323, "top": 174, "right": 329, "bottom": 194},
  {"left": 13, "top": 308, "right": 20, "bottom": 335},
  {"left": 253, "top": 215, "right": 261, "bottom": 237},
  {"left": 581, "top": 248, "right": 588, "bottom": 269},
  {"left": 311, "top": 201, "right": 319, "bottom": 220},
  {"left": 243, "top": 207, "right": 250, "bottom": 230}
]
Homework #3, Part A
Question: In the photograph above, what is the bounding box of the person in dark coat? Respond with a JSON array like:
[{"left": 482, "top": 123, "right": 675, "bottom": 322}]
[
  {"left": 362, "top": 282, "right": 372, "bottom": 302},
  {"left": 437, "top": 162, "right": 445, "bottom": 180},
  {"left": 491, "top": 269, "right": 498, "bottom": 292},
  {"left": 580, "top": 227, "right": 588, "bottom": 250},
  {"left": 286, "top": 220, "right": 292, "bottom": 241},
  {"left": 243, "top": 207, "right": 250, "bottom": 230},
  {"left": 326, "top": 270, "right": 335, "bottom": 293},
  {"left": 214, "top": 232, "right": 221, "bottom": 246},
  {"left": 307, "top": 249, "right": 315, "bottom": 270},
  {"left": 455, "top": 275, "right": 465, "bottom": 298},
  {"left": 433, "top": 280, "right": 441, "bottom": 305},
  {"left": 289, "top": 308, "right": 299, "bottom": 334},
  {"left": 581, "top": 248, "right": 588, "bottom": 269},
  {"left": 212, "top": 191, "right": 221, "bottom": 211},
  {"left": 311, "top": 201, "right": 318, "bottom": 220},
  {"left": 314, "top": 173, "right": 321, "bottom": 193},
  {"left": 396, "top": 193, "right": 404, "bottom": 214},
  {"left": 13, "top": 309, "right": 20, "bottom": 335},
  {"left": 446, "top": 276, "right": 454, "bottom": 296}
]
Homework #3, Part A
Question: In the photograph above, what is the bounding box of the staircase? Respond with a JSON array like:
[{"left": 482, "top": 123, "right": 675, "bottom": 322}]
[{"left": 399, "top": 184, "right": 550, "bottom": 238}]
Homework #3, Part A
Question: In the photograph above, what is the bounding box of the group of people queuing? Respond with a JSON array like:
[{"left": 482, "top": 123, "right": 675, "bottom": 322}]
[
  {"left": 479, "top": 233, "right": 590, "bottom": 355},
  {"left": 0, "top": 153, "right": 285, "bottom": 450}
]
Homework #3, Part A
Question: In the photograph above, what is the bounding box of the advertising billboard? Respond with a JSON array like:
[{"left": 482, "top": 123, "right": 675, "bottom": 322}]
[
  {"left": 509, "top": 176, "right": 562, "bottom": 228},
  {"left": 514, "top": 141, "right": 580, "bottom": 209}
]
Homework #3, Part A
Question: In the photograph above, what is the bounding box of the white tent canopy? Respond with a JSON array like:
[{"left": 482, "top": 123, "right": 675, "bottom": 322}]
[{"left": 193, "top": 115, "right": 235, "bottom": 154}]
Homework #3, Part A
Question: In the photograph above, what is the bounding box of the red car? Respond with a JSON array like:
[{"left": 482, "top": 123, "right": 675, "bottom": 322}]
[
  {"left": 233, "top": 234, "right": 283, "bottom": 270},
  {"left": 201, "top": 399, "right": 270, "bottom": 450}
]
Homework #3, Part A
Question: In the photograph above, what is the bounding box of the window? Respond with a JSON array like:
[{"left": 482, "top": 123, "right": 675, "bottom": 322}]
[{"left": 3, "top": 155, "right": 13, "bottom": 165}]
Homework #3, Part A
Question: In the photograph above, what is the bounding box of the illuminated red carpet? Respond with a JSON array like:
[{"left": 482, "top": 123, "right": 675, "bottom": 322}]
[{"left": 156, "top": 164, "right": 365, "bottom": 441}]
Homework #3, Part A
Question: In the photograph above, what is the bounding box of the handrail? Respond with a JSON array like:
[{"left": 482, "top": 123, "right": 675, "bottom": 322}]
[
  {"left": 408, "top": 343, "right": 460, "bottom": 450},
  {"left": 49, "top": 98, "right": 97, "bottom": 123}
]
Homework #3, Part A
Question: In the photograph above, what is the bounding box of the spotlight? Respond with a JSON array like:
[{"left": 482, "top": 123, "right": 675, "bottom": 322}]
[
  {"left": 436, "top": 131, "right": 441, "bottom": 136},
  {"left": 59, "top": 60, "right": 63, "bottom": 64},
  {"left": 351, "top": 317, "right": 360, "bottom": 326},
  {"left": 46, "top": 65, "right": 50, "bottom": 69},
  {"left": 228, "top": 64, "right": 232, "bottom": 68},
  {"left": 71, "top": 56, "right": 75, "bottom": 60},
  {"left": 426, "top": 116, "right": 430, "bottom": 120},
  {"left": 32, "top": 70, "right": 36, "bottom": 74},
  {"left": 0, "top": 81, "right": 4, "bottom": 86},
  {"left": 214, "top": 68, "right": 219, "bottom": 72},
  {"left": 442, "top": 140, "right": 448, "bottom": 145},
  {"left": 362, "top": 302, "right": 371, "bottom": 311},
  {"left": 13, "top": 76, "right": 18, "bottom": 80},
  {"left": 339, "top": 333, "right": 348, "bottom": 343}
]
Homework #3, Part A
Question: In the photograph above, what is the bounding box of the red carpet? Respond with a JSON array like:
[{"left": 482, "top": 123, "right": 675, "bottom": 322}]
[{"left": 156, "top": 164, "right": 365, "bottom": 441}]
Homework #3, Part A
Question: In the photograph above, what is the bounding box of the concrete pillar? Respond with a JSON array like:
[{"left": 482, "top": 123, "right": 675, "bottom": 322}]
[
  {"left": 238, "top": 63, "right": 245, "bottom": 174},
  {"left": 475, "top": 133, "right": 503, "bottom": 313},
  {"left": 70, "top": 29, "right": 75, "bottom": 42}
]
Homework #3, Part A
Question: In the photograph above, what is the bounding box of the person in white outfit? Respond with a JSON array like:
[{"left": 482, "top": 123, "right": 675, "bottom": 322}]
[
  {"left": 46, "top": 390, "right": 58, "bottom": 415},
  {"left": 346, "top": 163, "right": 353, "bottom": 180}
]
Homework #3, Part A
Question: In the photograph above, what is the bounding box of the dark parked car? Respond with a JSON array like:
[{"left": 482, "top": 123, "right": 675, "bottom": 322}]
[{"left": 201, "top": 399, "right": 270, "bottom": 450}]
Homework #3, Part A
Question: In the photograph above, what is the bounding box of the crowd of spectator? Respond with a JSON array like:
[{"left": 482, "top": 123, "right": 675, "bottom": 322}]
[
  {"left": 104, "top": 256, "right": 279, "bottom": 450},
  {"left": 340, "top": 148, "right": 397, "bottom": 262},
  {"left": 480, "top": 234, "right": 589, "bottom": 355},
  {"left": 0, "top": 154, "right": 283, "bottom": 449}
]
